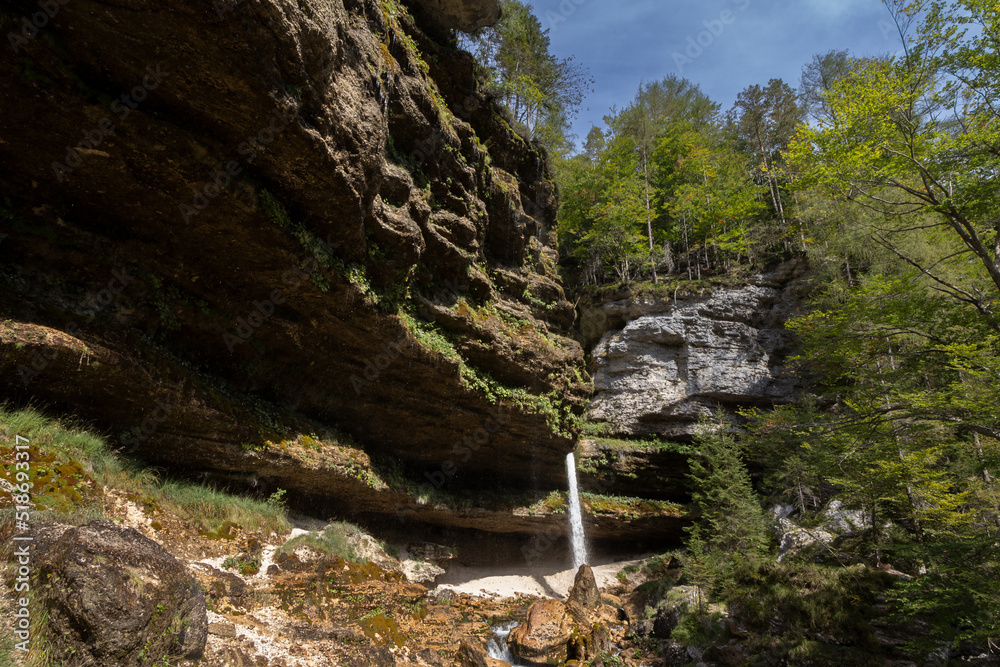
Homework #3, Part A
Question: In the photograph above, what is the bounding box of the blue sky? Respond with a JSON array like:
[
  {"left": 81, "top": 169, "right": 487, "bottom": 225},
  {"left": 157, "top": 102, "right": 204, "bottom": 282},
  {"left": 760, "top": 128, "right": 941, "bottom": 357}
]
[{"left": 523, "top": 0, "right": 903, "bottom": 146}]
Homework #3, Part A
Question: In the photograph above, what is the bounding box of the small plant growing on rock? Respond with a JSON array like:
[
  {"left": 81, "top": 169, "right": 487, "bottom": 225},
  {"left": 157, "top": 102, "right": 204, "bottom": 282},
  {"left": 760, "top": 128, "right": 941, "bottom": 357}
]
[
  {"left": 267, "top": 488, "right": 287, "bottom": 507},
  {"left": 221, "top": 553, "right": 262, "bottom": 576},
  {"left": 277, "top": 521, "right": 364, "bottom": 563}
]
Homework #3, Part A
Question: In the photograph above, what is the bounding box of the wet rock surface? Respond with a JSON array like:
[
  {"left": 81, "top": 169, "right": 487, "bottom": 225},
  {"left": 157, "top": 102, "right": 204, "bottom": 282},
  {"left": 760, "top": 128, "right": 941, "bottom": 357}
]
[{"left": 507, "top": 564, "right": 621, "bottom": 666}]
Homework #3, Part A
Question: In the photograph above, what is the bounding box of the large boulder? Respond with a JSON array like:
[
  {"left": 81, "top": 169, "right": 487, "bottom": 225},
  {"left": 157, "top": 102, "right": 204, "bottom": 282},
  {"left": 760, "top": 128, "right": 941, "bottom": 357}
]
[
  {"left": 410, "top": 0, "right": 502, "bottom": 32},
  {"left": 775, "top": 518, "right": 834, "bottom": 563},
  {"left": 567, "top": 564, "right": 601, "bottom": 610},
  {"left": 821, "top": 500, "right": 873, "bottom": 534},
  {"left": 508, "top": 599, "right": 575, "bottom": 666},
  {"left": 28, "top": 521, "right": 207, "bottom": 666}
]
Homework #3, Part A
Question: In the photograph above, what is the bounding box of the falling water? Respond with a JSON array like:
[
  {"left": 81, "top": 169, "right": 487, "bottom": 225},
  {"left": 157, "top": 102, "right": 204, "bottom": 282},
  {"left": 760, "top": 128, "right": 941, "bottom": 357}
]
[
  {"left": 566, "top": 452, "right": 588, "bottom": 570},
  {"left": 486, "top": 621, "right": 520, "bottom": 664}
]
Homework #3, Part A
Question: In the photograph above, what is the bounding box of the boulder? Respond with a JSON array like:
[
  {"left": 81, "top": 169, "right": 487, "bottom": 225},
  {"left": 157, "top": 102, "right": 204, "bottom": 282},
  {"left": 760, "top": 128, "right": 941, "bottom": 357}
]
[
  {"left": 567, "top": 564, "right": 601, "bottom": 610},
  {"left": 402, "top": 559, "right": 446, "bottom": 585},
  {"left": 410, "top": 0, "right": 501, "bottom": 32},
  {"left": 776, "top": 518, "right": 834, "bottom": 562},
  {"left": 406, "top": 542, "right": 456, "bottom": 567},
  {"left": 29, "top": 521, "right": 207, "bottom": 666},
  {"left": 822, "top": 500, "right": 872, "bottom": 534},
  {"left": 509, "top": 599, "right": 574, "bottom": 666},
  {"left": 651, "top": 585, "right": 700, "bottom": 639},
  {"left": 456, "top": 640, "right": 509, "bottom": 667}
]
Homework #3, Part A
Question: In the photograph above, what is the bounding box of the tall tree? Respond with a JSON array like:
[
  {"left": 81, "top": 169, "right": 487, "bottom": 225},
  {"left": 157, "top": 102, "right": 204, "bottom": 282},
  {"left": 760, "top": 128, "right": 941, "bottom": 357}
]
[
  {"left": 608, "top": 77, "right": 719, "bottom": 282},
  {"left": 464, "top": 0, "right": 590, "bottom": 148},
  {"left": 654, "top": 120, "right": 765, "bottom": 277},
  {"left": 789, "top": 53, "right": 1000, "bottom": 323},
  {"left": 683, "top": 418, "right": 770, "bottom": 608},
  {"left": 799, "top": 49, "right": 853, "bottom": 123},
  {"left": 729, "top": 79, "right": 803, "bottom": 230}
]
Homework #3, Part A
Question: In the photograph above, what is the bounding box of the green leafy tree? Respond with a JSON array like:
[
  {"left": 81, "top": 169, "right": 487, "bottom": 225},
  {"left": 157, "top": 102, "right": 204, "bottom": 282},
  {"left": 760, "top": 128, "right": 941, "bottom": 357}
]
[
  {"left": 799, "top": 49, "right": 853, "bottom": 123},
  {"left": 729, "top": 78, "right": 803, "bottom": 232},
  {"left": 558, "top": 78, "right": 756, "bottom": 284},
  {"left": 611, "top": 77, "right": 720, "bottom": 282},
  {"left": 655, "top": 120, "right": 766, "bottom": 276},
  {"left": 464, "top": 0, "right": 590, "bottom": 149},
  {"left": 776, "top": 274, "right": 1000, "bottom": 644},
  {"left": 788, "top": 32, "right": 1000, "bottom": 321}
]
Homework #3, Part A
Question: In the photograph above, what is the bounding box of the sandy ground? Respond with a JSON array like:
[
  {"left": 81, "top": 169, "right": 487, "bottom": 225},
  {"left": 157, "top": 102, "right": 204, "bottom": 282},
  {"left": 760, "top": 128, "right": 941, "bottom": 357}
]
[{"left": 431, "top": 556, "right": 649, "bottom": 599}]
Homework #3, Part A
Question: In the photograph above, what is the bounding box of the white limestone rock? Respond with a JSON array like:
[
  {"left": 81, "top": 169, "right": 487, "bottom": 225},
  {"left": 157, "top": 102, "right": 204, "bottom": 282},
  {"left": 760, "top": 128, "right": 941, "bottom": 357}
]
[{"left": 585, "top": 260, "right": 809, "bottom": 438}]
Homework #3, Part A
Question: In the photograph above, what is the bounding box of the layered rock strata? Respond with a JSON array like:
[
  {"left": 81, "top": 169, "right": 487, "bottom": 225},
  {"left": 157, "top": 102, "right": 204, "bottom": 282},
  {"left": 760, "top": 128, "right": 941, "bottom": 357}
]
[
  {"left": 0, "top": 0, "right": 589, "bottom": 503},
  {"left": 580, "top": 260, "right": 810, "bottom": 438}
]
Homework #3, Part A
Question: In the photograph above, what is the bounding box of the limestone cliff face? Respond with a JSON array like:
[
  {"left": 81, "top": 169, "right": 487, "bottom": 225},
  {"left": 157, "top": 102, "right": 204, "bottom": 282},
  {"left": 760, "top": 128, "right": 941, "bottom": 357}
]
[
  {"left": 0, "top": 0, "right": 590, "bottom": 513},
  {"left": 579, "top": 260, "right": 810, "bottom": 439}
]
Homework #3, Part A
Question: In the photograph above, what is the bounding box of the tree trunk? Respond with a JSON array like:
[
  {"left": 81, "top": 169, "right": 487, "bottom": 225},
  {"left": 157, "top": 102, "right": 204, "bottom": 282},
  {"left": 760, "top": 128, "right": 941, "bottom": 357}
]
[
  {"left": 642, "top": 145, "right": 658, "bottom": 284},
  {"left": 755, "top": 126, "right": 786, "bottom": 226},
  {"left": 682, "top": 212, "right": 692, "bottom": 280}
]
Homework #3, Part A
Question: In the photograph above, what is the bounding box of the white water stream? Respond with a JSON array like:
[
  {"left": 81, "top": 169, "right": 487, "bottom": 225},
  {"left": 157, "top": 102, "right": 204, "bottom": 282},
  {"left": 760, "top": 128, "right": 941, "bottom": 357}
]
[
  {"left": 464, "top": 454, "right": 593, "bottom": 666},
  {"left": 485, "top": 620, "right": 520, "bottom": 664},
  {"left": 566, "top": 452, "right": 588, "bottom": 570}
]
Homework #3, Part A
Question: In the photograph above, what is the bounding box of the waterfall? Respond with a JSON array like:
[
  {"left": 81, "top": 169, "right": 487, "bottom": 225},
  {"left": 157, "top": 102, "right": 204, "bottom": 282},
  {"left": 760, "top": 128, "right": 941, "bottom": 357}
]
[
  {"left": 566, "top": 452, "right": 588, "bottom": 570},
  {"left": 486, "top": 621, "right": 520, "bottom": 664}
]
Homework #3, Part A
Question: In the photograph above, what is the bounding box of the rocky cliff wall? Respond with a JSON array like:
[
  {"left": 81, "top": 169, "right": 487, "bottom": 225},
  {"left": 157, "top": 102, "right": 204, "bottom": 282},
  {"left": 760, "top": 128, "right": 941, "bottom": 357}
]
[
  {"left": 0, "top": 0, "right": 589, "bottom": 513},
  {"left": 579, "top": 260, "right": 811, "bottom": 439}
]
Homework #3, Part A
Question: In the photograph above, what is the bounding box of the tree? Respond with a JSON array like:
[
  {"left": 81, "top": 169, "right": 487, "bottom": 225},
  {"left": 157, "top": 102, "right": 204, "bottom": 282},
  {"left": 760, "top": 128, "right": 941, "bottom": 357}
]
[
  {"left": 464, "top": 0, "right": 590, "bottom": 148},
  {"left": 557, "top": 78, "right": 721, "bottom": 284},
  {"left": 652, "top": 120, "right": 765, "bottom": 277},
  {"left": 611, "top": 77, "right": 719, "bottom": 282},
  {"left": 682, "top": 419, "right": 770, "bottom": 606},
  {"left": 729, "top": 79, "right": 803, "bottom": 231},
  {"left": 773, "top": 274, "right": 1000, "bottom": 644},
  {"left": 799, "top": 49, "right": 853, "bottom": 123},
  {"left": 687, "top": 419, "right": 770, "bottom": 557},
  {"left": 788, "top": 11, "right": 1000, "bottom": 323},
  {"left": 556, "top": 125, "right": 648, "bottom": 284}
]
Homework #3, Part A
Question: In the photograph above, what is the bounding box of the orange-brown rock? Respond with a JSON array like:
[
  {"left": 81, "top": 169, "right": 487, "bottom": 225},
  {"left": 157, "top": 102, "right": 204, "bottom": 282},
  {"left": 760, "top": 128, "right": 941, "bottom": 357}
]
[
  {"left": 508, "top": 599, "right": 575, "bottom": 666},
  {"left": 454, "top": 640, "right": 508, "bottom": 667}
]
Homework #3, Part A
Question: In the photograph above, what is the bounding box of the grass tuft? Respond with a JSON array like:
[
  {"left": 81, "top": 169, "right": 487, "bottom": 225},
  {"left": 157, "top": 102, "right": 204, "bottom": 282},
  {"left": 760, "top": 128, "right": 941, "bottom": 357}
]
[
  {"left": 277, "top": 521, "right": 368, "bottom": 563},
  {"left": 0, "top": 406, "right": 290, "bottom": 536}
]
